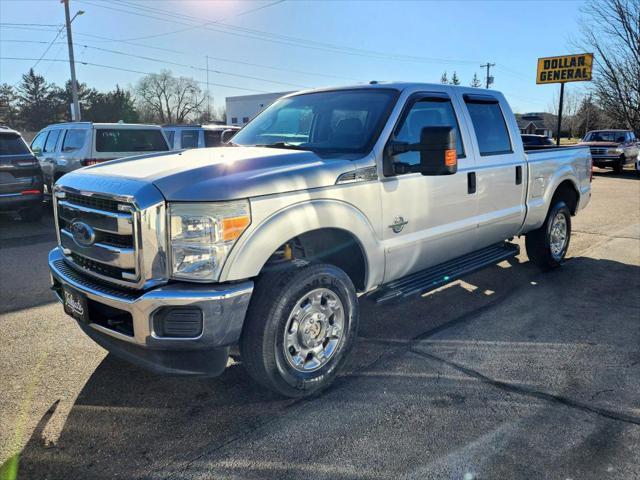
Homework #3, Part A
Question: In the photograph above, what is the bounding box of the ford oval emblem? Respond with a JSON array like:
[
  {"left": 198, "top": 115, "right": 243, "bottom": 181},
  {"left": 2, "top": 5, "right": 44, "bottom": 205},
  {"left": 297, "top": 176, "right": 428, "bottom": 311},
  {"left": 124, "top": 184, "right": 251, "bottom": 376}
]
[{"left": 70, "top": 220, "right": 96, "bottom": 247}]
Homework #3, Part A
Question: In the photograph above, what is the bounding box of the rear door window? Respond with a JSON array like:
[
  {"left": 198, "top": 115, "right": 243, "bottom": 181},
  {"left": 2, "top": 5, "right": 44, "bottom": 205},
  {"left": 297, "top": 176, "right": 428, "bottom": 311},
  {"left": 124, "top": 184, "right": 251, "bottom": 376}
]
[
  {"left": 204, "top": 130, "right": 223, "bottom": 147},
  {"left": 464, "top": 97, "right": 513, "bottom": 156},
  {"left": 180, "top": 130, "right": 199, "bottom": 149},
  {"left": 95, "top": 129, "right": 168, "bottom": 152},
  {"left": 0, "top": 134, "right": 30, "bottom": 155},
  {"left": 44, "top": 129, "right": 61, "bottom": 153},
  {"left": 30, "top": 131, "right": 48, "bottom": 155},
  {"left": 62, "top": 129, "right": 88, "bottom": 152}
]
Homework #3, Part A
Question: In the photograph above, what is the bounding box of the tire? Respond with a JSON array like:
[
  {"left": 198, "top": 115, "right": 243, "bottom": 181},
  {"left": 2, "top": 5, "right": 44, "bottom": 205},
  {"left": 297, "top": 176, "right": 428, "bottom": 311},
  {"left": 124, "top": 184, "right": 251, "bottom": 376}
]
[
  {"left": 613, "top": 155, "right": 625, "bottom": 174},
  {"left": 525, "top": 200, "right": 571, "bottom": 270},
  {"left": 20, "top": 204, "right": 43, "bottom": 222},
  {"left": 240, "top": 262, "right": 359, "bottom": 398}
]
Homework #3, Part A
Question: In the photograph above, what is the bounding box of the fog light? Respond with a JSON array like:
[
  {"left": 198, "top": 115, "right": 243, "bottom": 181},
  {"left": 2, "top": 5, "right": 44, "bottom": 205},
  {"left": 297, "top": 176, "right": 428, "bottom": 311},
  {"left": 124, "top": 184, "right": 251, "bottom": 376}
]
[{"left": 153, "top": 307, "right": 203, "bottom": 338}]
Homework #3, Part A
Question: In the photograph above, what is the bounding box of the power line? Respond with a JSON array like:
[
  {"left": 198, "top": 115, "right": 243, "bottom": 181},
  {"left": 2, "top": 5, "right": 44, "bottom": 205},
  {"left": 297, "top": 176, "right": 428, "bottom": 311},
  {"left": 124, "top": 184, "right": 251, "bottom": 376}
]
[
  {"left": 1, "top": 40, "right": 310, "bottom": 89},
  {"left": 76, "top": 0, "right": 481, "bottom": 66},
  {"left": 1, "top": 57, "right": 271, "bottom": 93}
]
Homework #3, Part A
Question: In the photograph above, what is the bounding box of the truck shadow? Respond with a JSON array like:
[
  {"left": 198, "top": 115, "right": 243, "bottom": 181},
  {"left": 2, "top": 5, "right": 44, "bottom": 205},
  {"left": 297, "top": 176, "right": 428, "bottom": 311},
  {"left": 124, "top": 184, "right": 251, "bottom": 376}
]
[{"left": 9, "top": 255, "right": 640, "bottom": 480}]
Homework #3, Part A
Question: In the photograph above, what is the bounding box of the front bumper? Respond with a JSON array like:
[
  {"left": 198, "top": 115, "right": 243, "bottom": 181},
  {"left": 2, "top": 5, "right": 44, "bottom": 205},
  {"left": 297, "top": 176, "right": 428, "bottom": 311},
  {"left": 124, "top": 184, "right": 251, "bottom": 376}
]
[
  {"left": 592, "top": 155, "right": 621, "bottom": 166},
  {"left": 49, "top": 247, "right": 253, "bottom": 376}
]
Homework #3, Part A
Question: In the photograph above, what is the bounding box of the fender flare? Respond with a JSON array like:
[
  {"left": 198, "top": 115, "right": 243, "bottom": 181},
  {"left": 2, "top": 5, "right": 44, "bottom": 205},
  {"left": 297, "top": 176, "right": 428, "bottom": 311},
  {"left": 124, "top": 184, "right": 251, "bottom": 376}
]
[{"left": 220, "top": 199, "right": 384, "bottom": 289}]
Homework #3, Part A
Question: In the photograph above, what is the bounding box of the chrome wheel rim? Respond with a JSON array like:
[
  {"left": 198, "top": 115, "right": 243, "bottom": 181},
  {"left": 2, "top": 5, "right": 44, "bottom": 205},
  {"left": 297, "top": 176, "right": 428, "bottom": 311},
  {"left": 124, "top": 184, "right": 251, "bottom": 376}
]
[
  {"left": 549, "top": 212, "right": 568, "bottom": 259},
  {"left": 283, "top": 288, "right": 345, "bottom": 373}
]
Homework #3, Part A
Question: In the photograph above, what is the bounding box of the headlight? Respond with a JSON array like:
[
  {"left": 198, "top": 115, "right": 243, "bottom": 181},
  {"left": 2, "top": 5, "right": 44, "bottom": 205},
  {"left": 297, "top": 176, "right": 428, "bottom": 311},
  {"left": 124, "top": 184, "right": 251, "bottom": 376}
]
[
  {"left": 169, "top": 201, "right": 250, "bottom": 281},
  {"left": 608, "top": 147, "right": 624, "bottom": 154}
]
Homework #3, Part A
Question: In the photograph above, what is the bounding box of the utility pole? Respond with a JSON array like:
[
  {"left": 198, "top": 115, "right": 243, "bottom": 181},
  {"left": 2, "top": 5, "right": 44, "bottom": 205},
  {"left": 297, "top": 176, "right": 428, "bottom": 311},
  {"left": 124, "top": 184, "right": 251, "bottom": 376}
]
[
  {"left": 206, "top": 55, "right": 211, "bottom": 121},
  {"left": 480, "top": 62, "right": 495, "bottom": 89},
  {"left": 63, "top": 0, "right": 82, "bottom": 121}
]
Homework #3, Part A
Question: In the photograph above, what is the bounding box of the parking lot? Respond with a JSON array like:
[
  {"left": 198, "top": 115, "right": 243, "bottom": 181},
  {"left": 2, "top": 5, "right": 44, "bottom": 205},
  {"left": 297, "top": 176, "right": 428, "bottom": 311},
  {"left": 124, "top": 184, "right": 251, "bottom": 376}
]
[{"left": 0, "top": 168, "right": 638, "bottom": 479}]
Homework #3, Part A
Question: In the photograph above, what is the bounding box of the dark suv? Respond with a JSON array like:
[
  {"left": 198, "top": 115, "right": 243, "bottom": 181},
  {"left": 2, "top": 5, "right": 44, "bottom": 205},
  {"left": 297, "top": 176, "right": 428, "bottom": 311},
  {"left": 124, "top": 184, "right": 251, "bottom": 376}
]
[{"left": 0, "top": 126, "right": 44, "bottom": 221}]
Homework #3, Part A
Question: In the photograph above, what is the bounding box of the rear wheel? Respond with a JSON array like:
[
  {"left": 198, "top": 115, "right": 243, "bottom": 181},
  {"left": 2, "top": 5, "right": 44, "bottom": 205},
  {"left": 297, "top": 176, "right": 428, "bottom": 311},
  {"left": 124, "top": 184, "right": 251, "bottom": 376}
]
[
  {"left": 240, "top": 262, "right": 359, "bottom": 398},
  {"left": 525, "top": 201, "right": 571, "bottom": 270}
]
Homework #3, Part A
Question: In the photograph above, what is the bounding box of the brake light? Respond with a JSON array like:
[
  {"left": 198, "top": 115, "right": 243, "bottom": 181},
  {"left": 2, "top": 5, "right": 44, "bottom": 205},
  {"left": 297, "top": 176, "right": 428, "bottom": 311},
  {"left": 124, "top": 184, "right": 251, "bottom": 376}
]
[
  {"left": 82, "top": 158, "right": 115, "bottom": 166},
  {"left": 21, "top": 189, "right": 41, "bottom": 195}
]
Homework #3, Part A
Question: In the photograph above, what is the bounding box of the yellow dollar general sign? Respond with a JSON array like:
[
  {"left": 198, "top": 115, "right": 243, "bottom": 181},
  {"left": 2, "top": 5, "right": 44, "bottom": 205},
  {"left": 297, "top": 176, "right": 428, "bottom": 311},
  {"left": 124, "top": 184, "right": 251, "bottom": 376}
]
[{"left": 536, "top": 53, "right": 593, "bottom": 84}]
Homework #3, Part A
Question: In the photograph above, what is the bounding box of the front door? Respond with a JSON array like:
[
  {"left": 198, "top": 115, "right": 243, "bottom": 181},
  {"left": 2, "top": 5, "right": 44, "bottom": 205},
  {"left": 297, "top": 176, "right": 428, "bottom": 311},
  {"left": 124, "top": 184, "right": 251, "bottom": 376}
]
[{"left": 381, "top": 91, "right": 478, "bottom": 282}]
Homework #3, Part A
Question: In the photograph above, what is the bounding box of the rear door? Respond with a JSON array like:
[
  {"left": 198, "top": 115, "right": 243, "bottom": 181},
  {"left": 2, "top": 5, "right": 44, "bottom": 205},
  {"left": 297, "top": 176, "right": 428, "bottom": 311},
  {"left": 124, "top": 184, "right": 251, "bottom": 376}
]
[
  {"left": 0, "top": 133, "right": 41, "bottom": 196},
  {"left": 42, "top": 128, "right": 62, "bottom": 184},
  {"left": 458, "top": 93, "right": 526, "bottom": 247}
]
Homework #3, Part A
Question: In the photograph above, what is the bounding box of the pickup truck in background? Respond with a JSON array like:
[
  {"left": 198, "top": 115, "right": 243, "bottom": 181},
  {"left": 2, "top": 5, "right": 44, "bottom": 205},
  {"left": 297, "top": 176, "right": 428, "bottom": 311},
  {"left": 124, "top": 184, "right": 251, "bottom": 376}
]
[
  {"left": 579, "top": 129, "right": 639, "bottom": 173},
  {"left": 48, "top": 83, "right": 592, "bottom": 397}
]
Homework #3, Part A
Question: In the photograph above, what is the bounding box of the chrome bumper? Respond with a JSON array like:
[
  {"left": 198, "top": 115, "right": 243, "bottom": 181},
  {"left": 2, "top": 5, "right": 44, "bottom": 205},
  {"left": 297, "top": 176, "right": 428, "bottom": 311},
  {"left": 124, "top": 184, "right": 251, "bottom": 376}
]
[{"left": 49, "top": 247, "right": 253, "bottom": 375}]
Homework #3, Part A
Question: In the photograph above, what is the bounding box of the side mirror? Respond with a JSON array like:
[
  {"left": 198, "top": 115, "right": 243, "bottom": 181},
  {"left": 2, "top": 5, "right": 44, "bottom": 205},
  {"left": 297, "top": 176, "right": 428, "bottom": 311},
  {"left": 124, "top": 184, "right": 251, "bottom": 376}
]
[
  {"left": 221, "top": 129, "right": 237, "bottom": 144},
  {"left": 385, "top": 126, "right": 457, "bottom": 176}
]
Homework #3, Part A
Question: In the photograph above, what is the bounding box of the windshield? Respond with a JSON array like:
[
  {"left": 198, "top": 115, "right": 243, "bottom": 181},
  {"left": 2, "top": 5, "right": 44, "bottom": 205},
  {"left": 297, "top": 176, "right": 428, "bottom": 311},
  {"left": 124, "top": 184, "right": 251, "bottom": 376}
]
[
  {"left": 583, "top": 131, "right": 627, "bottom": 142},
  {"left": 231, "top": 89, "right": 398, "bottom": 154}
]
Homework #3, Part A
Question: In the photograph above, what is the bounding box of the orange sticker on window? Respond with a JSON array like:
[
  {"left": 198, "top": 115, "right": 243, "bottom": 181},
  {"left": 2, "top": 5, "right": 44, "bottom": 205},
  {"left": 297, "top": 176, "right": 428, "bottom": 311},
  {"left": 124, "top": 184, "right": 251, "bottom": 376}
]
[{"left": 444, "top": 149, "right": 457, "bottom": 167}]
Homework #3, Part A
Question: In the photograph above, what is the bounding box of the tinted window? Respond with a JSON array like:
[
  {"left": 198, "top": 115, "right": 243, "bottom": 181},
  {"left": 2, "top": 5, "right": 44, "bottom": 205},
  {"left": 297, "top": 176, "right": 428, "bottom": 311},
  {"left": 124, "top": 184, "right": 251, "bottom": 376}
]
[
  {"left": 164, "top": 130, "right": 175, "bottom": 148},
  {"left": 44, "top": 129, "right": 61, "bottom": 153},
  {"left": 0, "top": 134, "right": 30, "bottom": 155},
  {"left": 466, "top": 101, "right": 512, "bottom": 155},
  {"left": 584, "top": 131, "right": 626, "bottom": 142},
  {"left": 95, "top": 129, "right": 168, "bottom": 152},
  {"left": 232, "top": 89, "right": 397, "bottom": 154},
  {"left": 30, "top": 131, "right": 48, "bottom": 155},
  {"left": 394, "top": 98, "right": 465, "bottom": 168},
  {"left": 521, "top": 136, "right": 537, "bottom": 146},
  {"left": 181, "top": 130, "right": 199, "bottom": 149},
  {"left": 62, "top": 129, "right": 87, "bottom": 151},
  {"left": 204, "top": 130, "right": 223, "bottom": 147}
]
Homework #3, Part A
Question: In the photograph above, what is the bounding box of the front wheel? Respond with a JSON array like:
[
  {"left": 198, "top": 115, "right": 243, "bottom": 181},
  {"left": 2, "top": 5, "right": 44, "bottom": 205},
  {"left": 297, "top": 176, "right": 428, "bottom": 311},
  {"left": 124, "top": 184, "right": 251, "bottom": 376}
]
[
  {"left": 240, "top": 262, "right": 359, "bottom": 398},
  {"left": 525, "top": 201, "right": 572, "bottom": 270},
  {"left": 613, "top": 155, "right": 625, "bottom": 174}
]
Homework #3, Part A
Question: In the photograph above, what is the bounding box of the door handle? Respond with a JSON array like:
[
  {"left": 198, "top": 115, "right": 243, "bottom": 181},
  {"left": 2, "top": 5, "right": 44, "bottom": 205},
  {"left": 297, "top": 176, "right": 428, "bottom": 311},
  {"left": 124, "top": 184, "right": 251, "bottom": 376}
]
[
  {"left": 467, "top": 172, "right": 476, "bottom": 194},
  {"left": 516, "top": 165, "right": 522, "bottom": 185}
]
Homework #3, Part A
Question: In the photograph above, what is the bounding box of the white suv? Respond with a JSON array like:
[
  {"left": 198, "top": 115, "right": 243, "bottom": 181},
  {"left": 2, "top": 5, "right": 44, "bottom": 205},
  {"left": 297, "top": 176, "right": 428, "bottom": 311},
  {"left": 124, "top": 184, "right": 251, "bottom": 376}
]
[{"left": 30, "top": 122, "right": 169, "bottom": 193}]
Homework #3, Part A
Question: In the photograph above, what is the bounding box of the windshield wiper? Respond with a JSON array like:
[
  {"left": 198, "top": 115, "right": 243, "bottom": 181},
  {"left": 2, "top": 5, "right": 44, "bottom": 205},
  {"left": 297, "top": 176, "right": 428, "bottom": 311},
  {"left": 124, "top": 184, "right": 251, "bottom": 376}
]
[{"left": 255, "top": 142, "right": 308, "bottom": 150}]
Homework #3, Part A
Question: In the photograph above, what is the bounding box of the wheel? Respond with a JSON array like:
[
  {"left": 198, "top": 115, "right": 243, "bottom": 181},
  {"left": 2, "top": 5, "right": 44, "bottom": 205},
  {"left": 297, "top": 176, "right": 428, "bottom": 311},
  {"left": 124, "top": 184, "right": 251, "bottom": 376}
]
[
  {"left": 20, "top": 204, "right": 43, "bottom": 222},
  {"left": 612, "top": 155, "right": 625, "bottom": 174},
  {"left": 240, "top": 262, "right": 359, "bottom": 398},
  {"left": 525, "top": 200, "right": 571, "bottom": 270}
]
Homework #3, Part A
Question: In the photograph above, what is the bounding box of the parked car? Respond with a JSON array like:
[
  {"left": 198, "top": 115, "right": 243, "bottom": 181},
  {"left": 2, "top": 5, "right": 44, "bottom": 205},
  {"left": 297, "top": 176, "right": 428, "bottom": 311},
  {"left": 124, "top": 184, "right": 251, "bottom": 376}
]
[
  {"left": 0, "top": 126, "right": 43, "bottom": 221},
  {"left": 161, "top": 124, "right": 240, "bottom": 150},
  {"left": 30, "top": 122, "right": 170, "bottom": 193},
  {"left": 579, "top": 129, "right": 639, "bottom": 173},
  {"left": 521, "top": 134, "right": 554, "bottom": 148},
  {"left": 48, "top": 83, "right": 592, "bottom": 397}
]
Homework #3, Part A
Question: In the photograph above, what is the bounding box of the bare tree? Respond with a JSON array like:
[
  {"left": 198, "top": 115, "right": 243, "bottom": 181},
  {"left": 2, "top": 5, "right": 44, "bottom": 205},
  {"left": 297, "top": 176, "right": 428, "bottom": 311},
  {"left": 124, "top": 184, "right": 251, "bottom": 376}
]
[
  {"left": 576, "top": 0, "right": 640, "bottom": 132},
  {"left": 134, "top": 70, "right": 205, "bottom": 124}
]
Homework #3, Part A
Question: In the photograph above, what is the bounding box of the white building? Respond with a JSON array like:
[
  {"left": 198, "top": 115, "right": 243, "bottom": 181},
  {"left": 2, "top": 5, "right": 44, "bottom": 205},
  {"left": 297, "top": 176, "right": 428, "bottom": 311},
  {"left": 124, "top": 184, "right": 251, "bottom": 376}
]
[{"left": 225, "top": 91, "right": 294, "bottom": 126}]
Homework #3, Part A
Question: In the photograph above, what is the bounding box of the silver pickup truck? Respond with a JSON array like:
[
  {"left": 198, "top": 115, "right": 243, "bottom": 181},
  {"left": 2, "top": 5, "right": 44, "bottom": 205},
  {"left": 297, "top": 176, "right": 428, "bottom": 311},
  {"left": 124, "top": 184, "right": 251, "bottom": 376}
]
[{"left": 48, "top": 83, "right": 592, "bottom": 397}]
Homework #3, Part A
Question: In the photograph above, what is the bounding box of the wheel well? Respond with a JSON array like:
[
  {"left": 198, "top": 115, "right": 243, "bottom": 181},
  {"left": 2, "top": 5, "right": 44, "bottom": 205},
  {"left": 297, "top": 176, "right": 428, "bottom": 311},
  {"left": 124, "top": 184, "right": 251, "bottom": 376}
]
[
  {"left": 263, "top": 228, "right": 367, "bottom": 291},
  {"left": 552, "top": 180, "right": 579, "bottom": 215}
]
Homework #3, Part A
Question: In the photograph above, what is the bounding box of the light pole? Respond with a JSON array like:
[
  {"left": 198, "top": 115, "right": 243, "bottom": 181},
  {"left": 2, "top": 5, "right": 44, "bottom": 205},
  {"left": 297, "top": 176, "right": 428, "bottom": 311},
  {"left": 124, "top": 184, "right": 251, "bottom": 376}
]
[{"left": 62, "top": 1, "right": 84, "bottom": 121}]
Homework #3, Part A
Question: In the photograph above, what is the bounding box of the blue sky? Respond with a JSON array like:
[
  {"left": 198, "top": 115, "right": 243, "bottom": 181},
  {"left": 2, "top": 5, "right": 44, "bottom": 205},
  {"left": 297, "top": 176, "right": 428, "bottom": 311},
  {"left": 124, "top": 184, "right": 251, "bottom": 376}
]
[{"left": 0, "top": 0, "right": 590, "bottom": 113}]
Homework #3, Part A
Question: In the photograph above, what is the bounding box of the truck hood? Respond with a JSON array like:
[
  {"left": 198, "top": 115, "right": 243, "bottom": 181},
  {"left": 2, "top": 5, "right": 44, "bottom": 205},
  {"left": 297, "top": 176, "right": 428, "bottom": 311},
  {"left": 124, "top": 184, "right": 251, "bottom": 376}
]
[{"left": 72, "top": 147, "right": 355, "bottom": 201}]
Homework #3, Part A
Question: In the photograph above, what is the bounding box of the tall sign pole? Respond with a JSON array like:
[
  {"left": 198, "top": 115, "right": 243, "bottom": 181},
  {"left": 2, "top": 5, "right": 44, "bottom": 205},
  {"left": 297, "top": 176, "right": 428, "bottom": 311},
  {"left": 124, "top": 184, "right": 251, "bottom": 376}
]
[
  {"left": 63, "top": 0, "right": 81, "bottom": 121},
  {"left": 536, "top": 53, "right": 593, "bottom": 145}
]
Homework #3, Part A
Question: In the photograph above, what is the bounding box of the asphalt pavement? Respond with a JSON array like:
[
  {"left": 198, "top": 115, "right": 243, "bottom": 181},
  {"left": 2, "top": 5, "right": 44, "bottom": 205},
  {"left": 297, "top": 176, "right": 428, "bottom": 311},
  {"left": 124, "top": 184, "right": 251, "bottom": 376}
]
[{"left": 0, "top": 168, "right": 639, "bottom": 480}]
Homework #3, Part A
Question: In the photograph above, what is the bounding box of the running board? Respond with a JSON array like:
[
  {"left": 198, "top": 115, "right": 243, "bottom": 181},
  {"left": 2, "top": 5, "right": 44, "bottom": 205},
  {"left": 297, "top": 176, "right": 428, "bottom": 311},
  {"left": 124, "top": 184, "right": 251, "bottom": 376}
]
[{"left": 370, "top": 242, "right": 520, "bottom": 304}]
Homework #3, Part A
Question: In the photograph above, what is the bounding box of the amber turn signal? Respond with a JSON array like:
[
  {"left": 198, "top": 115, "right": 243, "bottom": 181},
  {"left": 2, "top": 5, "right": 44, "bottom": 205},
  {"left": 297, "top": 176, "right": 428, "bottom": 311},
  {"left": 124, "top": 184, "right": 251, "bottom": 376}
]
[{"left": 444, "top": 149, "right": 457, "bottom": 167}]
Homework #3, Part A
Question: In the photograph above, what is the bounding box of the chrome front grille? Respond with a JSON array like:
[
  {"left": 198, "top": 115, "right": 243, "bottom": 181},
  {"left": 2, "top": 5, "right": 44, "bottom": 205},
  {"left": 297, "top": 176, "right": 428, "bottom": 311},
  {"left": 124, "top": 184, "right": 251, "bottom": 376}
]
[
  {"left": 590, "top": 147, "right": 608, "bottom": 156},
  {"left": 55, "top": 190, "right": 141, "bottom": 288}
]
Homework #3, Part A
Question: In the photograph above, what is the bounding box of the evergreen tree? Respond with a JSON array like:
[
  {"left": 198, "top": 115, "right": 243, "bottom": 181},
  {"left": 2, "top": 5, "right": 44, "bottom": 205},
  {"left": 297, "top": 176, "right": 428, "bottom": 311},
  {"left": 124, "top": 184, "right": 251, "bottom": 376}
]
[
  {"left": 86, "top": 86, "right": 139, "bottom": 123},
  {"left": 16, "top": 69, "right": 62, "bottom": 131},
  {"left": 470, "top": 73, "right": 482, "bottom": 88},
  {"left": 56, "top": 80, "right": 100, "bottom": 120},
  {"left": 0, "top": 84, "right": 19, "bottom": 127},
  {"left": 440, "top": 72, "right": 449, "bottom": 84},
  {"left": 451, "top": 71, "right": 461, "bottom": 85}
]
